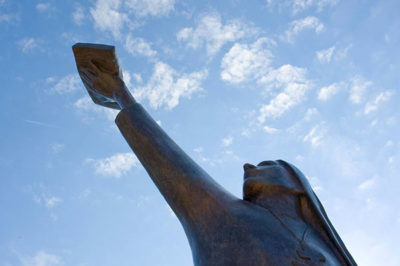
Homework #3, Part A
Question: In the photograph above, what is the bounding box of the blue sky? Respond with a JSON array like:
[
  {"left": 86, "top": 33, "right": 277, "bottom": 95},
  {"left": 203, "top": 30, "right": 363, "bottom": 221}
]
[{"left": 1, "top": 0, "right": 399, "bottom": 265}]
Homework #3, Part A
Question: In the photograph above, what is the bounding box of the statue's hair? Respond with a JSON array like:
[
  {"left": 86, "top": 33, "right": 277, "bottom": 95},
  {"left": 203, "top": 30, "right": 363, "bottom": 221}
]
[{"left": 275, "top": 160, "right": 357, "bottom": 266}]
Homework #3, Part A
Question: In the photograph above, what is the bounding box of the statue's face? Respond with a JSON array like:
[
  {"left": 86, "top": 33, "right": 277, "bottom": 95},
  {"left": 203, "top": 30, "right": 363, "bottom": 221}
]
[{"left": 243, "top": 161, "right": 302, "bottom": 201}]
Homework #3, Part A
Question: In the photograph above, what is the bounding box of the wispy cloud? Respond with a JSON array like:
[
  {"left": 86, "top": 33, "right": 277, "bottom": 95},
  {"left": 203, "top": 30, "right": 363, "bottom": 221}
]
[
  {"left": 27, "top": 184, "right": 63, "bottom": 210},
  {"left": 283, "top": 16, "right": 324, "bottom": 42},
  {"left": 303, "top": 123, "right": 326, "bottom": 147},
  {"left": 90, "top": 0, "right": 175, "bottom": 38},
  {"left": 17, "top": 38, "right": 40, "bottom": 53},
  {"left": 50, "top": 74, "right": 81, "bottom": 94},
  {"left": 349, "top": 76, "right": 372, "bottom": 104},
  {"left": 132, "top": 61, "right": 207, "bottom": 109},
  {"left": 292, "top": 0, "right": 339, "bottom": 13},
  {"left": 125, "top": 0, "right": 175, "bottom": 18},
  {"left": 266, "top": 0, "right": 339, "bottom": 13},
  {"left": 72, "top": 5, "right": 85, "bottom": 25},
  {"left": 74, "top": 96, "right": 118, "bottom": 121},
  {"left": 44, "top": 196, "right": 62, "bottom": 209},
  {"left": 220, "top": 38, "right": 274, "bottom": 84},
  {"left": 317, "top": 82, "right": 343, "bottom": 101},
  {"left": 317, "top": 76, "right": 373, "bottom": 104},
  {"left": 316, "top": 46, "right": 335, "bottom": 63},
  {"left": 263, "top": 125, "right": 279, "bottom": 134},
  {"left": 358, "top": 177, "right": 376, "bottom": 191},
  {"left": 125, "top": 34, "right": 157, "bottom": 57},
  {"left": 0, "top": 0, "right": 19, "bottom": 24},
  {"left": 90, "top": 0, "right": 129, "bottom": 38},
  {"left": 51, "top": 143, "right": 65, "bottom": 154},
  {"left": 36, "top": 3, "right": 52, "bottom": 12},
  {"left": 221, "top": 136, "right": 233, "bottom": 147},
  {"left": 364, "top": 90, "right": 393, "bottom": 114},
  {"left": 20, "top": 251, "right": 63, "bottom": 266},
  {"left": 316, "top": 45, "right": 352, "bottom": 63},
  {"left": 87, "top": 152, "right": 139, "bottom": 178},
  {"left": 177, "top": 12, "right": 256, "bottom": 56}
]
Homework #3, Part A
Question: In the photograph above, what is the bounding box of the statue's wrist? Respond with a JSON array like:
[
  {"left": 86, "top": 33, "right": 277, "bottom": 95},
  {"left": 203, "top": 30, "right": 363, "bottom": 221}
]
[{"left": 113, "top": 83, "right": 136, "bottom": 110}]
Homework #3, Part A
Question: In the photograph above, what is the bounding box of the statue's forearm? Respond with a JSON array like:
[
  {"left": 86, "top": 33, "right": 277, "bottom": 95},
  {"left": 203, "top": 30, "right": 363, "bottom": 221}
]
[{"left": 116, "top": 103, "right": 236, "bottom": 230}]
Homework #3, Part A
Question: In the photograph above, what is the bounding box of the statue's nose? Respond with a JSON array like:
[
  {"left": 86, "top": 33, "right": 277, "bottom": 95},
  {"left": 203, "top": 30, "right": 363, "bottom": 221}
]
[{"left": 243, "top": 163, "right": 256, "bottom": 171}]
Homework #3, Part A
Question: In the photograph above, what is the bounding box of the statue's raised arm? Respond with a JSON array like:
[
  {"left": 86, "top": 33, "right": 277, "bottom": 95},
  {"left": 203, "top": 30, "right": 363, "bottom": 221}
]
[
  {"left": 73, "top": 43, "right": 357, "bottom": 266},
  {"left": 72, "top": 43, "right": 237, "bottom": 231}
]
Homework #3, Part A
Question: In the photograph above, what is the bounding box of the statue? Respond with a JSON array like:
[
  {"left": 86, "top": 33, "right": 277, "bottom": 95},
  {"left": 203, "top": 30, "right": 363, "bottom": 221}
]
[{"left": 72, "top": 43, "right": 357, "bottom": 266}]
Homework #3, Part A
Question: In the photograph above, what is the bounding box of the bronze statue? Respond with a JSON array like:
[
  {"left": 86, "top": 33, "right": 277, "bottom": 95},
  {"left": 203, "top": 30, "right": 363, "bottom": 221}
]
[{"left": 72, "top": 43, "right": 357, "bottom": 266}]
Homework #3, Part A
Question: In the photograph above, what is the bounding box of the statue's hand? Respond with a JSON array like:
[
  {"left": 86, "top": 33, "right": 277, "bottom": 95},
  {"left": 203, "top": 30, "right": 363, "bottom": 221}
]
[
  {"left": 73, "top": 43, "right": 135, "bottom": 110},
  {"left": 80, "top": 60, "right": 125, "bottom": 99}
]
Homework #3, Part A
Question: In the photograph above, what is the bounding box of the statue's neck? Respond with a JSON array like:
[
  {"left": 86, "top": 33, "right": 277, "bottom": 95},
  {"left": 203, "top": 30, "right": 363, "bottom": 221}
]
[{"left": 255, "top": 193, "right": 302, "bottom": 221}]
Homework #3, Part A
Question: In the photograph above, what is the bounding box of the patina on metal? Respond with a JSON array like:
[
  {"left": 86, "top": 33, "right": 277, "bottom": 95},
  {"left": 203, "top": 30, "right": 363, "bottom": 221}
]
[{"left": 72, "top": 43, "right": 357, "bottom": 266}]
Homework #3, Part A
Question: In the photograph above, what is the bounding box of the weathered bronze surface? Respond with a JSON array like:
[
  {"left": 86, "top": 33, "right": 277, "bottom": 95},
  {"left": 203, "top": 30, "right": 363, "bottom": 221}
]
[{"left": 73, "top": 43, "right": 357, "bottom": 266}]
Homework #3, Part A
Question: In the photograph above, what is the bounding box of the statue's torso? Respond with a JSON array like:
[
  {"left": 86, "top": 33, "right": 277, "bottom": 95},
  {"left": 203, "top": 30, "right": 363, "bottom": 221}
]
[{"left": 188, "top": 201, "right": 343, "bottom": 266}]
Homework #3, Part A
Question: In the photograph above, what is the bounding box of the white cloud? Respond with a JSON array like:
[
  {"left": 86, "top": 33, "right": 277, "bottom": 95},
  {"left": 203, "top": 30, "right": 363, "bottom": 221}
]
[
  {"left": 132, "top": 61, "right": 207, "bottom": 109},
  {"left": 304, "top": 107, "right": 318, "bottom": 120},
  {"left": 87, "top": 153, "right": 139, "bottom": 178},
  {"left": 125, "top": 0, "right": 175, "bottom": 18},
  {"left": 28, "top": 186, "right": 62, "bottom": 210},
  {"left": 74, "top": 96, "right": 118, "bottom": 121},
  {"left": 258, "top": 65, "right": 311, "bottom": 122},
  {"left": 21, "top": 251, "right": 63, "bottom": 266},
  {"left": 89, "top": 0, "right": 174, "bottom": 38},
  {"left": 317, "top": 76, "right": 373, "bottom": 103},
  {"left": 283, "top": 16, "right": 324, "bottom": 42},
  {"left": 316, "top": 45, "right": 352, "bottom": 63},
  {"left": 72, "top": 6, "right": 85, "bottom": 25},
  {"left": 44, "top": 196, "right": 62, "bottom": 209},
  {"left": 349, "top": 77, "right": 372, "bottom": 104},
  {"left": 18, "top": 38, "right": 39, "bottom": 53},
  {"left": 193, "top": 147, "right": 203, "bottom": 153},
  {"left": 0, "top": 1, "right": 19, "bottom": 23},
  {"left": 220, "top": 38, "right": 274, "bottom": 84},
  {"left": 36, "top": 3, "right": 51, "bottom": 12},
  {"left": 263, "top": 125, "right": 279, "bottom": 133},
  {"left": 291, "top": 0, "right": 339, "bottom": 13},
  {"left": 267, "top": 0, "right": 339, "bottom": 13},
  {"left": 317, "top": 82, "right": 342, "bottom": 101},
  {"left": 221, "top": 136, "right": 233, "bottom": 147},
  {"left": 132, "top": 73, "right": 143, "bottom": 83},
  {"left": 335, "top": 44, "right": 352, "bottom": 60},
  {"left": 90, "top": 0, "right": 129, "bottom": 38},
  {"left": 125, "top": 34, "right": 157, "bottom": 57},
  {"left": 51, "top": 143, "right": 64, "bottom": 154},
  {"left": 364, "top": 90, "right": 393, "bottom": 114},
  {"left": 316, "top": 46, "right": 335, "bottom": 63},
  {"left": 0, "top": 12, "right": 18, "bottom": 23},
  {"left": 177, "top": 12, "right": 255, "bottom": 55},
  {"left": 51, "top": 74, "right": 81, "bottom": 94},
  {"left": 358, "top": 177, "right": 376, "bottom": 190}
]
